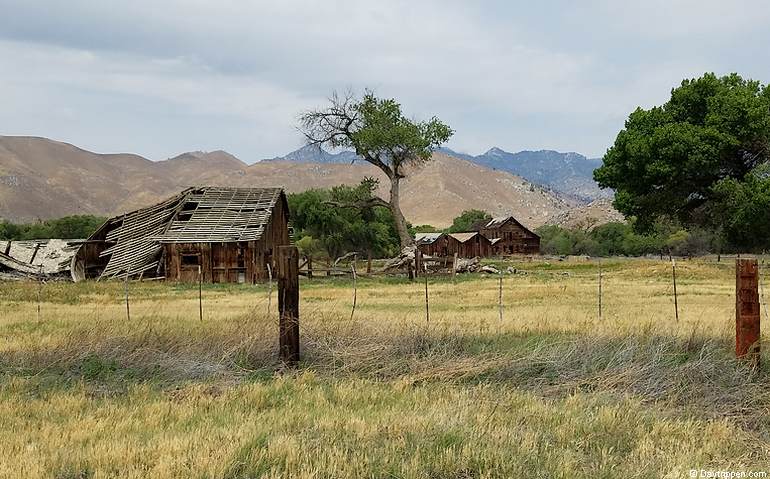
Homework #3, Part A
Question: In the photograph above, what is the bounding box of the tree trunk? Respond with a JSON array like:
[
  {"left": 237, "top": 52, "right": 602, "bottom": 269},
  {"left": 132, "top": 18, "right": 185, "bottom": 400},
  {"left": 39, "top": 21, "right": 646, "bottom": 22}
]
[{"left": 389, "top": 176, "right": 414, "bottom": 247}]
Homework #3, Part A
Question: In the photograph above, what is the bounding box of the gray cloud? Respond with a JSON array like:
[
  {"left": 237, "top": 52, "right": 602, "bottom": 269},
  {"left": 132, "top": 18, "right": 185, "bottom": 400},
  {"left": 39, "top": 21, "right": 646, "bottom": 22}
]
[{"left": 0, "top": 0, "right": 767, "bottom": 161}]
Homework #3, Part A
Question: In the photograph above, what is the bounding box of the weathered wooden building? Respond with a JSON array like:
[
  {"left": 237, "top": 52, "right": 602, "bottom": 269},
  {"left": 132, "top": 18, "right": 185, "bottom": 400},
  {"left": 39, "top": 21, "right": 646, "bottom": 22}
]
[
  {"left": 71, "top": 187, "right": 290, "bottom": 283},
  {"left": 472, "top": 216, "right": 540, "bottom": 255},
  {"left": 447, "top": 232, "right": 494, "bottom": 258},
  {"left": 415, "top": 232, "right": 449, "bottom": 257}
]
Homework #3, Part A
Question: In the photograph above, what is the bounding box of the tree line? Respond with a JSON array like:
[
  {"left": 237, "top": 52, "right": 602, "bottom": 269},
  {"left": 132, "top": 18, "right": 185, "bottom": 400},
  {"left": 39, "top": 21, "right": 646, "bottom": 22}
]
[
  {"left": 536, "top": 221, "right": 722, "bottom": 257},
  {"left": 0, "top": 215, "right": 106, "bottom": 241}
]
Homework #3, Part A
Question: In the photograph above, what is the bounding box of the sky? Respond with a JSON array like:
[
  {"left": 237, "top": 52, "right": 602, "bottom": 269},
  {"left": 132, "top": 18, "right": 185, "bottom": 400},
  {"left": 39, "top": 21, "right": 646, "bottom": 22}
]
[{"left": 1, "top": 0, "right": 769, "bottom": 162}]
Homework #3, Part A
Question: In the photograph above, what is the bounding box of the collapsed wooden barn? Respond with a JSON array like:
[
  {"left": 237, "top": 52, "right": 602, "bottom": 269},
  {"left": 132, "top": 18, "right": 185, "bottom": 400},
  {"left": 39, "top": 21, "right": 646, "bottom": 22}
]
[
  {"left": 472, "top": 216, "right": 540, "bottom": 255},
  {"left": 71, "top": 187, "right": 290, "bottom": 283}
]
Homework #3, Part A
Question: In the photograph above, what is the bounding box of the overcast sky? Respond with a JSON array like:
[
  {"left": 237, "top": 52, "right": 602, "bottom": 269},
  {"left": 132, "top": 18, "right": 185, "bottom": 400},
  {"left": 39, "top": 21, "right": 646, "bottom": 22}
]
[{"left": 1, "top": 1, "right": 768, "bottom": 162}]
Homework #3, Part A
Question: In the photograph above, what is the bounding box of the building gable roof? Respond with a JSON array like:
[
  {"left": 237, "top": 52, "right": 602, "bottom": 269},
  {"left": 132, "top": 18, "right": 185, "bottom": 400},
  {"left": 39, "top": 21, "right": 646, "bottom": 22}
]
[
  {"left": 471, "top": 215, "right": 539, "bottom": 239},
  {"left": 415, "top": 232, "right": 444, "bottom": 245},
  {"left": 448, "top": 232, "right": 483, "bottom": 243}
]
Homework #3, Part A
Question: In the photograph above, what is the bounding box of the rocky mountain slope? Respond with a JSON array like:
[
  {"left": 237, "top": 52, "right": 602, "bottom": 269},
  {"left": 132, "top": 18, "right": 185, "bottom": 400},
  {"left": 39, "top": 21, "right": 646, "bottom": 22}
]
[
  {"left": 546, "top": 199, "right": 625, "bottom": 230},
  {"left": 442, "top": 147, "right": 608, "bottom": 201},
  {"left": 0, "top": 136, "right": 586, "bottom": 228},
  {"left": 271, "top": 144, "right": 611, "bottom": 201}
]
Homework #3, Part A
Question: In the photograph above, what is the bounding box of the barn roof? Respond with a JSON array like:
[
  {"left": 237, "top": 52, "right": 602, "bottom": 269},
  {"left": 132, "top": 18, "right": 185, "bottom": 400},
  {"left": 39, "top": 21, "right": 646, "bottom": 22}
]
[
  {"left": 415, "top": 232, "right": 444, "bottom": 245},
  {"left": 76, "top": 186, "right": 286, "bottom": 280},
  {"left": 448, "top": 232, "right": 482, "bottom": 243},
  {"left": 472, "top": 215, "right": 539, "bottom": 238}
]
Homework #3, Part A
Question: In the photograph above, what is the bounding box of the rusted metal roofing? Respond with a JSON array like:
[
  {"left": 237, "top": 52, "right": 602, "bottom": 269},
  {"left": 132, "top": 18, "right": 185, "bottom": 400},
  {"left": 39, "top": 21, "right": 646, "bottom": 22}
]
[
  {"left": 485, "top": 217, "right": 510, "bottom": 228},
  {"left": 415, "top": 232, "right": 444, "bottom": 245},
  {"left": 79, "top": 187, "right": 285, "bottom": 280}
]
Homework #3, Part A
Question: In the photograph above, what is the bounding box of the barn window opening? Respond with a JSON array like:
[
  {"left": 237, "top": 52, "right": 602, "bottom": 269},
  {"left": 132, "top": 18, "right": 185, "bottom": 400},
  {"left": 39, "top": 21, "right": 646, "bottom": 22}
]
[{"left": 181, "top": 254, "right": 200, "bottom": 266}]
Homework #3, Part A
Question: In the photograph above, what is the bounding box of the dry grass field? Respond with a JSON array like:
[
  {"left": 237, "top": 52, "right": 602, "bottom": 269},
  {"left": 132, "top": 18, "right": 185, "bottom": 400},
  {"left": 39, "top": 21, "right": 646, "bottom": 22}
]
[{"left": 1, "top": 258, "right": 769, "bottom": 478}]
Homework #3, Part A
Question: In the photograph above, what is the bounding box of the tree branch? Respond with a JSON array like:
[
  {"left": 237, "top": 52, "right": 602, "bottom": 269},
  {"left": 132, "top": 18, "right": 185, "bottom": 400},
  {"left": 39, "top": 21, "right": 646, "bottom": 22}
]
[{"left": 323, "top": 197, "right": 390, "bottom": 210}]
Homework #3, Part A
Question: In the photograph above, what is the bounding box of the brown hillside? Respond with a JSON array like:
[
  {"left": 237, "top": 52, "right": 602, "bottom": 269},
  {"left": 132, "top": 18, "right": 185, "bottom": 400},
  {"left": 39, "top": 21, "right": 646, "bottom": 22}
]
[{"left": 0, "top": 136, "right": 577, "bottom": 228}]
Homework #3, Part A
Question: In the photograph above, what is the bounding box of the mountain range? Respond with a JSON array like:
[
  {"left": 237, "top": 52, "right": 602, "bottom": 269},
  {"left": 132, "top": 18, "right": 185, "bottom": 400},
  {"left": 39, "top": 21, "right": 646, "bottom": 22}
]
[
  {"left": 0, "top": 136, "right": 619, "bottom": 229},
  {"left": 268, "top": 144, "right": 609, "bottom": 201}
]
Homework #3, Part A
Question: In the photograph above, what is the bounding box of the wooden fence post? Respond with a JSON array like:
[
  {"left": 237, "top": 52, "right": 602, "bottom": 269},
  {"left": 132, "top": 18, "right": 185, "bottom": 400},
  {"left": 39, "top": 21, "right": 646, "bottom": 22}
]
[
  {"left": 277, "top": 245, "right": 300, "bottom": 365},
  {"left": 415, "top": 249, "right": 423, "bottom": 277},
  {"left": 306, "top": 257, "right": 313, "bottom": 279},
  {"left": 452, "top": 253, "right": 458, "bottom": 279},
  {"left": 736, "top": 259, "right": 760, "bottom": 367}
]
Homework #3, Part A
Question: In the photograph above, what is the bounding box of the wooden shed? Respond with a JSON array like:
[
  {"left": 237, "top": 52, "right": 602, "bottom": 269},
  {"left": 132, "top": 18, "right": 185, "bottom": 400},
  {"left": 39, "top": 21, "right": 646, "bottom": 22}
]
[
  {"left": 447, "top": 232, "right": 493, "bottom": 258},
  {"left": 415, "top": 232, "right": 449, "bottom": 257},
  {"left": 71, "top": 187, "right": 290, "bottom": 283},
  {"left": 473, "top": 216, "right": 540, "bottom": 255}
]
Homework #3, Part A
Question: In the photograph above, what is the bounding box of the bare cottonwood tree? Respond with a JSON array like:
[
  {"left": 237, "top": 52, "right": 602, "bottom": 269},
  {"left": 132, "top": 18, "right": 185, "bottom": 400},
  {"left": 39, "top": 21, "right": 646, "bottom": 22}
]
[{"left": 300, "top": 91, "right": 453, "bottom": 248}]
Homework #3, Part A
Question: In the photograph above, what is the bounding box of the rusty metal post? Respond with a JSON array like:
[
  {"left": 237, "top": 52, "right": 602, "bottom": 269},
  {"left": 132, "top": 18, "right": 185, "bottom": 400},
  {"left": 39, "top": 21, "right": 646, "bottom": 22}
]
[
  {"left": 736, "top": 259, "right": 760, "bottom": 367},
  {"left": 277, "top": 245, "right": 300, "bottom": 365},
  {"left": 198, "top": 265, "right": 203, "bottom": 322},
  {"left": 672, "top": 258, "right": 679, "bottom": 322},
  {"left": 350, "top": 256, "right": 357, "bottom": 321},
  {"left": 498, "top": 274, "right": 503, "bottom": 325},
  {"left": 37, "top": 265, "right": 43, "bottom": 323},
  {"left": 598, "top": 262, "right": 603, "bottom": 320},
  {"left": 266, "top": 262, "right": 272, "bottom": 317},
  {"left": 424, "top": 271, "right": 429, "bottom": 326},
  {"left": 124, "top": 273, "right": 131, "bottom": 322}
]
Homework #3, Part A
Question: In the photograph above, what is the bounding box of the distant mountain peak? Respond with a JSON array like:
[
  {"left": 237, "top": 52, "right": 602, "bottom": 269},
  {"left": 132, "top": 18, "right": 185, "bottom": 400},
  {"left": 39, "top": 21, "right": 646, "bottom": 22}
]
[{"left": 267, "top": 144, "right": 358, "bottom": 164}]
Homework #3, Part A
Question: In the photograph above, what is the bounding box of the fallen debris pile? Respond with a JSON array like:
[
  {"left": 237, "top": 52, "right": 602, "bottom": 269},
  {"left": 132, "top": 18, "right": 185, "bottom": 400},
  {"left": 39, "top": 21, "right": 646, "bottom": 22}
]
[{"left": 0, "top": 239, "right": 81, "bottom": 280}]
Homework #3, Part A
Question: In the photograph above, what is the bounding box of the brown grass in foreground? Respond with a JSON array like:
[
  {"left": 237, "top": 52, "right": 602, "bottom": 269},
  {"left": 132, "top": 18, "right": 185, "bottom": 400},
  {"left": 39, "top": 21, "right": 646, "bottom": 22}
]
[{"left": 0, "top": 259, "right": 768, "bottom": 477}]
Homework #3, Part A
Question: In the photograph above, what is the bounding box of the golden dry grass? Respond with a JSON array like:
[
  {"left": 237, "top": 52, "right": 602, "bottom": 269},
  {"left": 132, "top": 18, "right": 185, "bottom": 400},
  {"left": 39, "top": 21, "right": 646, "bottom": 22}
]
[{"left": 0, "top": 258, "right": 768, "bottom": 478}]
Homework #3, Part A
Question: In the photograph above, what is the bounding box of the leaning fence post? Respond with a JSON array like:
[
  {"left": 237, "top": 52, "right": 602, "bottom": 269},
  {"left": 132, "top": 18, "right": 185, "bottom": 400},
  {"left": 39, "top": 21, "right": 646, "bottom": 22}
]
[
  {"left": 736, "top": 259, "right": 760, "bottom": 367},
  {"left": 277, "top": 245, "right": 300, "bottom": 365}
]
